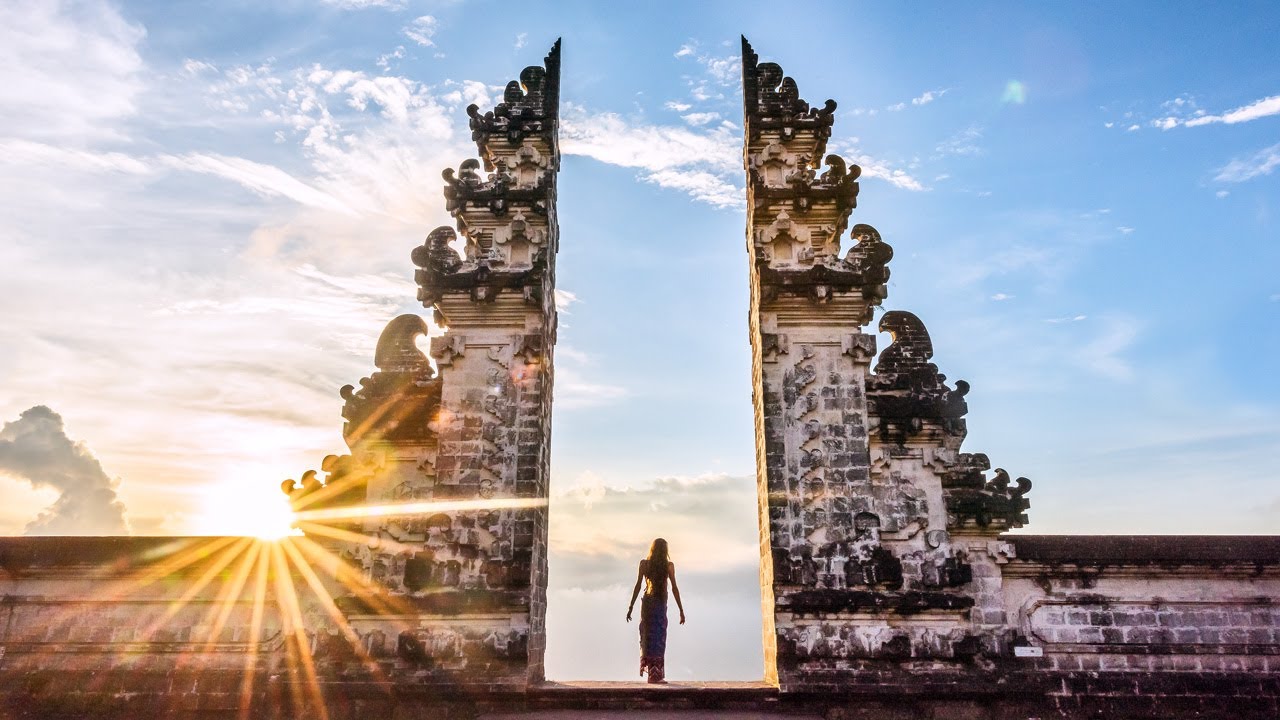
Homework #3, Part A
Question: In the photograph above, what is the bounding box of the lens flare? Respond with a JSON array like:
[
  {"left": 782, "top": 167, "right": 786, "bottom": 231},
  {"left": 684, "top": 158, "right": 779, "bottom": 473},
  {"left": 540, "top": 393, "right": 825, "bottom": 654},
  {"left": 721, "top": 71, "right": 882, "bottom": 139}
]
[{"left": 1001, "top": 80, "right": 1027, "bottom": 105}]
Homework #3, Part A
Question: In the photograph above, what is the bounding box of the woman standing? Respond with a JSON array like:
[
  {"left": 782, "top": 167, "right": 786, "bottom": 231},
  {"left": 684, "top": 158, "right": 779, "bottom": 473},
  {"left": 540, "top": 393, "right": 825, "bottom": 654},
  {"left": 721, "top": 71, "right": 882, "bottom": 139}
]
[{"left": 625, "top": 538, "right": 686, "bottom": 684}]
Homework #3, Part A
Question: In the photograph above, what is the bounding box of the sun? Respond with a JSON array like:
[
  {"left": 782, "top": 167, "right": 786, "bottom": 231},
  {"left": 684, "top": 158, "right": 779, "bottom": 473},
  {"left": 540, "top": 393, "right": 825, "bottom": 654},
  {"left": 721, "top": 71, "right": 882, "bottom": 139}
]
[{"left": 190, "top": 474, "right": 299, "bottom": 540}]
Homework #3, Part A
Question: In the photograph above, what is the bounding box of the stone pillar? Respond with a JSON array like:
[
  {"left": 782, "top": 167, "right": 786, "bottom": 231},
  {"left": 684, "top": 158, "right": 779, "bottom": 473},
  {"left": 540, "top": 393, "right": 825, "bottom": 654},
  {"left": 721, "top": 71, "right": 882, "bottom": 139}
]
[
  {"left": 742, "top": 39, "right": 1031, "bottom": 690},
  {"left": 284, "top": 40, "right": 560, "bottom": 690}
]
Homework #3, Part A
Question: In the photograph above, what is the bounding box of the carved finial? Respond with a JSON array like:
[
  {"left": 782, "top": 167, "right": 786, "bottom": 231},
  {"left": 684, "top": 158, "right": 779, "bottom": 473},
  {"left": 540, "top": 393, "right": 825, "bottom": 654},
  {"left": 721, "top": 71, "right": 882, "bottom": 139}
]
[
  {"left": 741, "top": 37, "right": 837, "bottom": 146},
  {"left": 466, "top": 40, "right": 561, "bottom": 151},
  {"left": 373, "top": 314, "right": 432, "bottom": 373},
  {"left": 340, "top": 315, "right": 443, "bottom": 447},
  {"left": 875, "top": 310, "right": 934, "bottom": 374}
]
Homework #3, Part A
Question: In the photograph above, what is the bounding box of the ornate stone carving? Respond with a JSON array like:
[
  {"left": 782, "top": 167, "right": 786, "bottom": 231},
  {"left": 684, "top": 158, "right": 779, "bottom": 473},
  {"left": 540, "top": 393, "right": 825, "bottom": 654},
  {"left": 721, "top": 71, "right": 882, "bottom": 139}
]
[
  {"left": 466, "top": 40, "right": 560, "bottom": 154},
  {"left": 282, "top": 452, "right": 382, "bottom": 516},
  {"left": 742, "top": 36, "right": 837, "bottom": 147},
  {"left": 339, "top": 314, "right": 441, "bottom": 446},
  {"left": 866, "top": 311, "right": 970, "bottom": 441}
]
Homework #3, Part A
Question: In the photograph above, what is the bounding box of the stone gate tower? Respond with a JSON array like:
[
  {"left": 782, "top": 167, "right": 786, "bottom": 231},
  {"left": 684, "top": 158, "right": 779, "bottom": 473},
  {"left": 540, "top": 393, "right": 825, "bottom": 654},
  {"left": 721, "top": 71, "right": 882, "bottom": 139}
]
[
  {"left": 285, "top": 40, "right": 561, "bottom": 688},
  {"left": 742, "top": 38, "right": 1032, "bottom": 690}
]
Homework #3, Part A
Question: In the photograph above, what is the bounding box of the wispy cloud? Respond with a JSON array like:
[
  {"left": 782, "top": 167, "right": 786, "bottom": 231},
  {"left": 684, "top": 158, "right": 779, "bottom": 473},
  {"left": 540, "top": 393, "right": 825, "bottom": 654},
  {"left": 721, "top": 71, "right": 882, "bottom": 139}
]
[
  {"left": 402, "top": 15, "right": 438, "bottom": 47},
  {"left": 0, "top": 3, "right": 486, "bottom": 534},
  {"left": 854, "top": 155, "right": 926, "bottom": 191},
  {"left": 514, "top": 32, "right": 527, "bottom": 50},
  {"left": 1076, "top": 316, "right": 1138, "bottom": 381},
  {"left": 560, "top": 104, "right": 743, "bottom": 208},
  {"left": 0, "top": 0, "right": 145, "bottom": 143},
  {"left": 935, "top": 125, "right": 983, "bottom": 157},
  {"left": 828, "top": 140, "right": 928, "bottom": 192},
  {"left": 672, "top": 39, "right": 739, "bottom": 104},
  {"left": 1154, "top": 93, "right": 1280, "bottom": 130},
  {"left": 322, "top": 0, "right": 407, "bottom": 9},
  {"left": 1214, "top": 142, "right": 1280, "bottom": 183},
  {"left": 163, "top": 153, "right": 356, "bottom": 214},
  {"left": 861, "top": 88, "right": 949, "bottom": 115},
  {"left": 680, "top": 111, "right": 720, "bottom": 126},
  {"left": 912, "top": 88, "right": 948, "bottom": 106}
]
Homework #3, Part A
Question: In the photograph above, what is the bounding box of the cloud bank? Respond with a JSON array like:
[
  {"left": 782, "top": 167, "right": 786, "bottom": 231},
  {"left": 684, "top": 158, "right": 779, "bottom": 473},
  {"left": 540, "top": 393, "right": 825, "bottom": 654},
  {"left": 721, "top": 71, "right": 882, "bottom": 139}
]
[{"left": 0, "top": 406, "right": 129, "bottom": 535}]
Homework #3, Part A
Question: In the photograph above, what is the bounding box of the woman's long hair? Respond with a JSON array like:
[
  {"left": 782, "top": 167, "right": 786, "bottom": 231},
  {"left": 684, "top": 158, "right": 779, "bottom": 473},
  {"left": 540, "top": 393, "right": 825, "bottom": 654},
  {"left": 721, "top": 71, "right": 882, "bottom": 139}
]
[{"left": 644, "top": 538, "right": 670, "bottom": 595}]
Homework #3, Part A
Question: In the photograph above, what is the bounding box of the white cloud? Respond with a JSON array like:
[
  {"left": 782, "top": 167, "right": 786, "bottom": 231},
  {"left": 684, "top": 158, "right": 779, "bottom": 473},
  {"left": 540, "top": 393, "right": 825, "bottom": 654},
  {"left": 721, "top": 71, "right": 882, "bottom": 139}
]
[
  {"left": 1186, "top": 94, "right": 1280, "bottom": 127},
  {"left": 376, "top": 46, "right": 406, "bottom": 70},
  {"left": 0, "top": 38, "right": 482, "bottom": 534},
  {"left": 0, "top": 406, "right": 129, "bottom": 535},
  {"left": 680, "top": 111, "right": 720, "bottom": 126},
  {"left": 1045, "top": 314, "right": 1088, "bottom": 324},
  {"left": 402, "top": 15, "right": 439, "bottom": 47},
  {"left": 322, "top": 0, "right": 407, "bottom": 8},
  {"left": 935, "top": 125, "right": 983, "bottom": 157},
  {"left": 0, "top": 139, "right": 151, "bottom": 175},
  {"left": 1153, "top": 94, "right": 1280, "bottom": 130},
  {"left": 554, "top": 288, "right": 580, "bottom": 312},
  {"left": 1116, "top": 226, "right": 1135, "bottom": 235},
  {"left": 1214, "top": 142, "right": 1280, "bottom": 183},
  {"left": 674, "top": 43, "right": 695, "bottom": 58},
  {"left": 825, "top": 140, "right": 927, "bottom": 192},
  {"left": 559, "top": 104, "right": 743, "bottom": 208},
  {"left": 911, "top": 88, "right": 947, "bottom": 106},
  {"left": 858, "top": 159, "right": 926, "bottom": 191},
  {"left": 1216, "top": 190, "right": 1230, "bottom": 198},
  {"left": 991, "top": 293, "right": 1014, "bottom": 301},
  {"left": 1076, "top": 316, "right": 1137, "bottom": 381},
  {"left": 514, "top": 32, "right": 527, "bottom": 50},
  {"left": 1103, "top": 122, "right": 1114, "bottom": 128},
  {"left": 664, "top": 101, "right": 692, "bottom": 112},
  {"left": 162, "top": 153, "right": 357, "bottom": 214},
  {"left": 1126, "top": 124, "right": 1140, "bottom": 131},
  {"left": 886, "top": 102, "right": 906, "bottom": 112},
  {"left": 642, "top": 168, "right": 744, "bottom": 207},
  {"left": 551, "top": 473, "right": 758, "bottom": 576},
  {"left": 554, "top": 367, "right": 631, "bottom": 409},
  {"left": 0, "top": 0, "right": 146, "bottom": 143}
]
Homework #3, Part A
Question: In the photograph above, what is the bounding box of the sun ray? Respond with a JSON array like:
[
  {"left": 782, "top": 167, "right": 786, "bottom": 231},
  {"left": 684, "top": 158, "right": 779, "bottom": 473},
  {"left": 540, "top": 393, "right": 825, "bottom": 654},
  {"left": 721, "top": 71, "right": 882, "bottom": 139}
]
[
  {"left": 280, "top": 537, "right": 386, "bottom": 681},
  {"left": 200, "top": 540, "right": 262, "bottom": 652},
  {"left": 27, "top": 536, "right": 241, "bottom": 651},
  {"left": 141, "top": 536, "right": 254, "bottom": 640},
  {"left": 295, "top": 521, "right": 423, "bottom": 557},
  {"left": 271, "top": 542, "right": 330, "bottom": 720},
  {"left": 291, "top": 535, "right": 417, "bottom": 619},
  {"left": 237, "top": 542, "right": 271, "bottom": 720},
  {"left": 293, "top": 496, "right": 547, "bottom": 524}
]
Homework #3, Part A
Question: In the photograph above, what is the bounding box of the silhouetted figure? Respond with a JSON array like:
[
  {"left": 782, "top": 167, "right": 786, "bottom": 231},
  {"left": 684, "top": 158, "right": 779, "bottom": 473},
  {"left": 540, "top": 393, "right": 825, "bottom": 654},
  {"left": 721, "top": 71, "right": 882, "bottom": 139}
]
[{"left": 625, "top": 537, "right": 686, "bottom": 683}]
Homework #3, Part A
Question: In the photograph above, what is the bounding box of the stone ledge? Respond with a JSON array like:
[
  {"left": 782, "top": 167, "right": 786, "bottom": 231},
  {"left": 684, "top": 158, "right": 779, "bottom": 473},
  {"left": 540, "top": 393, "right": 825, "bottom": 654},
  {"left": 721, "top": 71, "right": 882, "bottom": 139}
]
[{"left": 1004, "top": 535, "right": 1280, "bottom": 565}]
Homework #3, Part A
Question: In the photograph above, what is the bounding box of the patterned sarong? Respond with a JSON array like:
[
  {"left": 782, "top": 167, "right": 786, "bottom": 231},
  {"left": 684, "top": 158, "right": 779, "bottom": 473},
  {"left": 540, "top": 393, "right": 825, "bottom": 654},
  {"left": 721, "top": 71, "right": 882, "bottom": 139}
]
[{"left": 638, "top": 594, "right": 667, "bottom": 682}]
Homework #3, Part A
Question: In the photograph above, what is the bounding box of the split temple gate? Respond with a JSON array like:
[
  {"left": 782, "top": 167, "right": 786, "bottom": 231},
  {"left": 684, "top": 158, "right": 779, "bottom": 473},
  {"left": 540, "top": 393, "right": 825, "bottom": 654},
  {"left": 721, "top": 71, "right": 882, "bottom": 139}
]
[{"left": 0, "top": 39, "right": 1278, "bottom": 720}]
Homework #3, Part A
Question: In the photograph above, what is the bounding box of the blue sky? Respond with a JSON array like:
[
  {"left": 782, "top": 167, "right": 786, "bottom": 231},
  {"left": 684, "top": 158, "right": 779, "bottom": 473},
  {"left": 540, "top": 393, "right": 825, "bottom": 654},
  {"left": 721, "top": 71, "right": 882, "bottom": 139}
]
[{"left": 1, "top": 0, "right": 1277, "bottom": 680}]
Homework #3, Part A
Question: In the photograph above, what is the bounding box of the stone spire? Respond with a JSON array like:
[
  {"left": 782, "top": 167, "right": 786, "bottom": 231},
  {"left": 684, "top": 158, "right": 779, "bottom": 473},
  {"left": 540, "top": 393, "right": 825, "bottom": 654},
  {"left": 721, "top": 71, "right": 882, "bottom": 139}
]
[
  {"left": 743, "top": 38, "right": 1030, "bottom": 691},
  {"left": 284, "top": 40, "right": 562, "bottom": 690}
]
